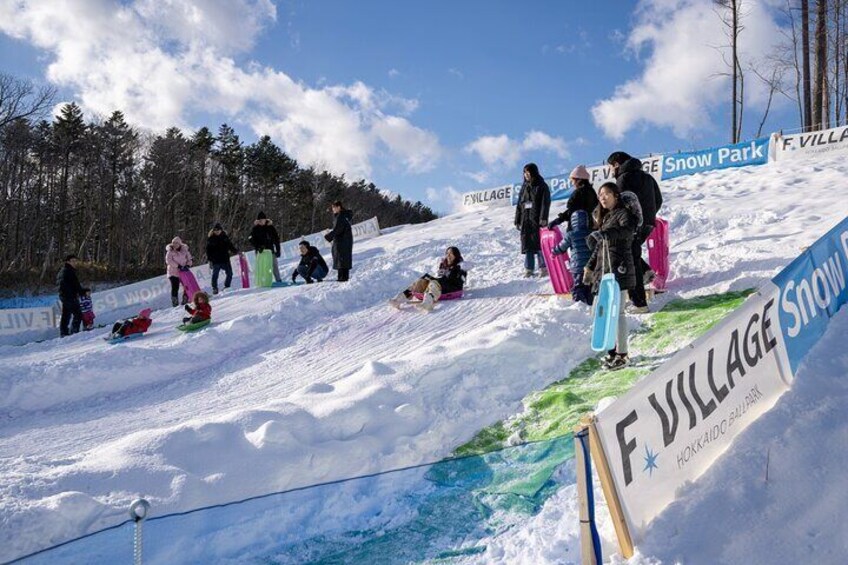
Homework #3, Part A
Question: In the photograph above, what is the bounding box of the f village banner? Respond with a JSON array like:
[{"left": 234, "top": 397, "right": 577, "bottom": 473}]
[
  {"left": 593, "top": 288, "right": 792, "bottom": 536},
  {"left": 0, "top": 306, "right": 58, "bottom": 335},
  {"left": 772, "top": 125, "right": 848, "bottom": 161},
  {"left": 662, "top": 138, "right": 769, "bottom": 180},
  {"left": 461, "top": 185, "right": 514, "bottom": 209}
]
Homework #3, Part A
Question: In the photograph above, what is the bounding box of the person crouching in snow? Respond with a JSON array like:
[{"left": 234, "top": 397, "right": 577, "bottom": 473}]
[
  {"left": 549, "top": 166, "right": 599, "bottom": 306},
  {"left": 183, "top": 291, "right": 212, "bottom": 325},
  {"left": 292, "top": 240, "right": 329, "bottom": 284},
  {"left": 389, "top": 246, "right": 467, "bottom": 312},
  {"left": 584, "top": 183, "right": 642, "bottom": 370},
  {"left": 79, "top": 288, "right": 96, "bottom": 330},
  {"left": 110, "top": 308, "right": 153, "bottom": 339}
]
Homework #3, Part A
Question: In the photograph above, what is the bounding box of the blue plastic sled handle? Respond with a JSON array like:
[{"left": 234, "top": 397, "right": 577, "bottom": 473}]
[{"left": 591, "top": 273, "right": 621, "bottom": 352}]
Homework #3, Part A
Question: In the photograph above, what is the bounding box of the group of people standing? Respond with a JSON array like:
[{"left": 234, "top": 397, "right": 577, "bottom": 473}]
[{"left": 516, "top": 152, "right": 664, "bottom": 369}]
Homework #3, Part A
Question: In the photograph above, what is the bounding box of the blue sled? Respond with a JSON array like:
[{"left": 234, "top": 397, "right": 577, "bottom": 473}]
[
  {"left": 591, "top": 273, "right": 621, "bottom": 352},
  {"left": 105, "top": 332, "right": 146, "bottom": 345}
]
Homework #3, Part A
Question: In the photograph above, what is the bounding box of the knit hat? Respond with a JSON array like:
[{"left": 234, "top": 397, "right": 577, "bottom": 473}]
[
  {"left": 139, "top": 308, "right": 152, "bottom": 318},
  {"left": 257, "top": 211, "right": 267, "bottom": 220},
  {"left": 569, "top": 165, "right": 590, "bottom": 180}
]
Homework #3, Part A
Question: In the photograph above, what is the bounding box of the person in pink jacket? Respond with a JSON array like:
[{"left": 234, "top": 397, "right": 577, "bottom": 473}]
[{"left": 165, "top": 236, "right": 193, "bottom": 306}]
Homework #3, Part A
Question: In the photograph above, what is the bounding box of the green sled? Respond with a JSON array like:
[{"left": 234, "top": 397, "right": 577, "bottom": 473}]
[
  {"left": 177, "top": 319, "right": 211, "bottom": 332},
  {"left": 255, "top": 250, "right": 274, "bottom": 287}
]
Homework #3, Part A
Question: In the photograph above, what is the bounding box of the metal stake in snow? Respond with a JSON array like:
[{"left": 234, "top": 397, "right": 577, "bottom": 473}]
[{"left": 129, "top": 499, "right": 151, "bottom": 565}]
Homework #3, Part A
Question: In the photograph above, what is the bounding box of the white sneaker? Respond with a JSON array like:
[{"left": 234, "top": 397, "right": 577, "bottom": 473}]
[{"left": 417, "top": 292, "right": 436, "bottom": 312}]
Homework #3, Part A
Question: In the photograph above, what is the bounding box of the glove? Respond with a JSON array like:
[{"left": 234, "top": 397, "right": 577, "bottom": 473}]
[
  {"left": 548, "top": 218, "right": 562, "bottom": 229},
  {"left": 178, "top": 265, "right": 189, "bottom": 272},
  {"left": 552, "top": 246, "right": 563, "bottom": 256},
  {"left": 324, "top": 233, "right": 332, "bottom": 242},
  {"left": 540, "top": 220, "right": 548, "bottom": 227},
  {"left": 639, "top": 224, "right": 654, "bottom": 242},
  {"left": 275, "top": 251, "right": 281, "bottom": 258},
  {"left": 583, "top": 267, "right": 595, "bottom": 285}
]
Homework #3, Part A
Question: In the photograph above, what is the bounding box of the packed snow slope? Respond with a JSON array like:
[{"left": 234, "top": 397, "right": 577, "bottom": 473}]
[{"left": 1, "top": 152, "right": 847, "bottom": 563}]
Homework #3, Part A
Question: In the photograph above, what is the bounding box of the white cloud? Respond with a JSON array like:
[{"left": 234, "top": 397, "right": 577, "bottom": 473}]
[
  {"left": 0, "top": 0, "right": 440, "bottom": 179},
  {"left": 461, "top": 170, "right": 491, "bottom": 184},
  {"left": 464, "top": 130, "right": 571, "bottom": 169},
  {"left": 388, "top": 68, "right": 400, "bottom": 78},
  {"left": 448, "top": 68, "right": 464, "bottom": 80},
  {"left": 425, "top": 186, "right": 464, "bottom": 214},
  {"left": 592, "top": 0, "right": 784, "bottom": 141}
]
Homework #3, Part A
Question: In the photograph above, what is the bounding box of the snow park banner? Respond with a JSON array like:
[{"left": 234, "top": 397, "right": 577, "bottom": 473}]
[
  {"left": 661, "top": 137, "right": 769, "bottom": 180},
  {"left": 772, "top": 124, "right": 848, "bottom": 161},
  {"left": 770, "top": 217, "right": 848, "bottom": 374},
  {"left": 461, "top": 184, "right": 514, "bottom": 209},
  {"left": 592, "top": 289, "right": 792, "bottom": 537}
]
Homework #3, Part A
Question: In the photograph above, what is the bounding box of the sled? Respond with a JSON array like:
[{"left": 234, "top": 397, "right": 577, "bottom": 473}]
[
  {"left": 239, "top": 253, "right": 250, "bottom": 289},
  {"left": 646, "top": 217, "right": 670, "bottom": 291},
  {"left": 272, "top": 280, "right": 304, "bottom": 288},
  {"left": 104, "top": 332, "right": 146, "bottom": 344},
  {"left": 539, "top": 227, "right": 574, "bottom": 295},
  {"left": 178, "top": 268, "right": 202, "bottom": 302},
  {"left": 411, "top": 290, "right": 464, "bottom": 301},
  {"left": 177, "top": 319, "right": 211, "bottom": 332},
  {"left": 255, "top": 250, "right": 274, "bottom": 288},
  {"left": 591, "top": 273, "right": 621, "bottom": 352}
]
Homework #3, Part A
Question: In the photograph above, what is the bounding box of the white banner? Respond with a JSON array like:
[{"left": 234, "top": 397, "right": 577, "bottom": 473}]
[
  {"left": 772, "top": 125, "right": 848, "bottom": 161},
  {"left": 461, "top": 185, "right": 515, "bottom": 209},
  {"left": 278, "top": 216, "right": 381, "bottom": 260},
  {"left": 584, "top": 155, "right": 663, "bottom": 187},
  {"left": 593, "top": 286, "right": 791, "bottom": 537},
  {"left": 0, "top": 306, "right": 58, "bottom": 335}
]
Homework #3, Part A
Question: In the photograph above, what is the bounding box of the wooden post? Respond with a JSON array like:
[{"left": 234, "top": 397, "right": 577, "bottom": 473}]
[
  {"left": 574, "top": 424, "right": 598, "bottom": 565},
  {"left": 581, "top": 415, "right": 635, "bottom": 558}
]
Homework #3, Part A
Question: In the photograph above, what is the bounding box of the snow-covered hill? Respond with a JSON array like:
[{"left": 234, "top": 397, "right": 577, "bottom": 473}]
[{"left": 1, "top": 154, "right": 847, "bottom": 563}]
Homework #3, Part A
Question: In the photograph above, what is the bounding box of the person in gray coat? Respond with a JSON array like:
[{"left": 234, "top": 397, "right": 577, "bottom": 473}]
[
  {"left": 514, "top": 163, "right": 551, "bottom": 277},
  {"left": 324, "top": 200, "right": 353, "bottom": 281}
]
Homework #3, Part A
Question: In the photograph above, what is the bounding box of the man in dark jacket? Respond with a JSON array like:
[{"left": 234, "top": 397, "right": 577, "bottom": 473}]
[
  {"left": 292, "top": 241, "right": 329, "bottom": 283},
  {"left": 56, "top": 254, "right": 84, "bottom": 336},
  {"left": 248, "top": 211, "right": 282, "bottom": 283},
  {"left": 514, "top": 163, "right": 551, "bottom": 278},
  {"left": 324, "top": 201, "right": 353, "bottom": 281},
  {"left": 607, "top": 151, "right": 664, "bottom": 312},
  {"left": 206, "top": 223, "right": 238, "bottom": 294}
]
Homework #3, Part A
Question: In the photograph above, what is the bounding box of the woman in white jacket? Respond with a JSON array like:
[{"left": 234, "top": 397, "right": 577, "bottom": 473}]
[{"left": 165, "top": 236, "right": 193, "bottom": 306}]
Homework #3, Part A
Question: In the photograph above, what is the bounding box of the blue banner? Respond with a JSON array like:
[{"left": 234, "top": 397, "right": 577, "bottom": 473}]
[
  {"left": 511, "top": 173, "right": 573, "bottom": 206},
  {"left": 771, "top": 217, "right": 848, "bottom": 373},
  {"left": 662, "top": 137, "right": 770, "bottom": 180}
]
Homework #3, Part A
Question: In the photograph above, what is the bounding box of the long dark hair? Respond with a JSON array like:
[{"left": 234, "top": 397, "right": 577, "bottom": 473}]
[
  {"left": 523, "top": 162, "right": 542, "bottom": 183},
  {"left": 594, "top": 182, "right": 621, "bottom": 228},
  {"left": 445, "top": 246, "right": 464, "bottom": 265}
]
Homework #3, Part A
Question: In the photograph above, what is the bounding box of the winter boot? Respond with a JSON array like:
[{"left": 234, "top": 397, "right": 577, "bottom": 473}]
[
  {"left": 538, "top": 267, "right": 549, "bottom": 278},
  {"left": 602, "top": 350, "right": 617, "bottom": 368},
  {"left": 171, "top": 296, "right": 179, "bottom": 308},
  {"left": 607, "top": 354, "right": 630, "bottom": 371},
  {"left": 212, "top": 287, "right": 219, "bottom": 295},
  {"left": 524, "top": 269, "right": 534, "bottom": 278},
  {"left": 417, "top": 292, "right": 436, "bottom": 312}
]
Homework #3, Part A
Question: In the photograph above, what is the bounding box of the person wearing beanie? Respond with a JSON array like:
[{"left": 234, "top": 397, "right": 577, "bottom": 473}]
[
  {"left": 248, "top": 211, "right": 282, "bottom": 283},
  {"left": 206, "top": 223, "right": 239, "bottom": 294},
  {"left": 548, "top": 165, "right": 600, "bottom": 305},
  {"left": 514, "top": 162, "right": 551, "bottom": 278},
  {"left": 606, "top": 151, "right": 663, "bottom": 313},
  {"left": 292, "top": 240, "right": 329, "bottom": 283},
  {"left": 56, "top": 254, "right": 85, "bottom": 336},
  {"left": 165, "top": 236, "right": 193, "bottom": 307}
]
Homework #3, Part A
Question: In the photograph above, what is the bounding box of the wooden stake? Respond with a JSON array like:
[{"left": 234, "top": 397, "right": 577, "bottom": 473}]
[{"left": 574, "top": 424, "right": 598, "bottom": 565}]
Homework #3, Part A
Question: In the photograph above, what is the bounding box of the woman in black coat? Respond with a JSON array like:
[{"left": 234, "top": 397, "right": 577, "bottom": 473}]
[
  {"left": 205, "top": 223, "right": 238, "bottom": 293},
  {"left": 324, "top": 200, "right": 353, "bottom": 281},
  {"left": 584, "top": 182, "right": 640, "bottom": 370},
  {"left": 514, "top": 163, "right": 551, "bottom": 278}
]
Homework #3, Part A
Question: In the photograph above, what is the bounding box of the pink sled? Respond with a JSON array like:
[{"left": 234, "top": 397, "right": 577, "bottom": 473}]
[
  {"left": 539, "top": 227, "right": 574, "bottom": 295},
  {"left": 178, "top": 269, "right": 202, "bottom": 302},
  {"left": 646, "top": 217, "right": 670, "bottom": 291},
  {"left": 412, "top": 290, "right": 464, "bottom": 301}
]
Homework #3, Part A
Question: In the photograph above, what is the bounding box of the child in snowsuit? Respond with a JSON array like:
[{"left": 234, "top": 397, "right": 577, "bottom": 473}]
[
  {"left": 389, "top": 247, "right": 467, "bottom": 312},
  {"left": 79, "top": 289, "right": 96, "bottom": 330},
  {"left": 183, "top": 291, "right": 212, "bottom": 325},
  {"left": 111, "top": 308, "right": 153, "bottom": 339},
  {"left": 549, "top": 166, "right": 600, "bottom": 305}
]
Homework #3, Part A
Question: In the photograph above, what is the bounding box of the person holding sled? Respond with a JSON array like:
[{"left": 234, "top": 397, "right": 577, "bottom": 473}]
[
  {"left": 165, "top": 236, "right": 193, "bottom": 307},
  {"left": 388, "top": 246, "right": 467, "bottom": 312},
  {"left": 549, "top": 165, "right": 600, "bottom": 305},
  {"left": 292, "top": 241, "right": 329, "bottom": 284},
  {"left": 514, "top": 163, "right": 551, "bottom": 278},
  {"left": 206, "top": 223, "right": 238, "bottom": 294},
  {"left": 110, "top": 308, "right": 153, "bottom": 339},
  {"left": 324, "top": 201, "right": 353, "bottom": 282},
  {"left": 607, "top": 151, "right": 663, "bottom": 313},
  {"left": 584, "top": 182, "right": 642, "bottom": 370},
  {"left": 183, "top": 291, "right": 212, "bottom": 325},
  {"left": 249, "top": 212, "right": 282, "bottom": 284},
  {"left": 57, "top": 254, "right": 85, "bottom": 337}
]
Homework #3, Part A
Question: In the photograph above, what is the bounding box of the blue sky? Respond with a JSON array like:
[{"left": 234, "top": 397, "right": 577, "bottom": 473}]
[{"left": 0, "top": 0, "right": 795, "bottom": 213}]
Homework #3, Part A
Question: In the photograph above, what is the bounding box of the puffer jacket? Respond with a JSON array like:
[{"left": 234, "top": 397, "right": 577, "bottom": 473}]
[
  {"left": 165, "top": 238, "right": 193, "bottom": 278},
  {"left": 552, "top": 209, "right": 592, "bottom": 276},
  {"left": 206, "top": 231, "right": 238, "bottom": 265},
  {"left": 433, "top": 259, "right": 466, "bottom": 294},
  {"left": 585, "top": 204, "right": 639, "bottom": 292},
  {"left": 249, "top": 220, "right": 281, "bottom": 255}
]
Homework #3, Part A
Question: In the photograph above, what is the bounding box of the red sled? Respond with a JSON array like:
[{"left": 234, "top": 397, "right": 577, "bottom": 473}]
[
  {"left": 178, "top": 268, "right": 202, "bottom": 302},
  {"left": 646, "top": 218, "right": 670, "bottom": 291},
  {"left": 412, "top": 290, "right": 464, "bottom": 301},
  {"left": 238, "top": 253, "right": 250, "bottom": 289},
  {"left": 539, "top": 227, "right": 574, "bottom": 295}
]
